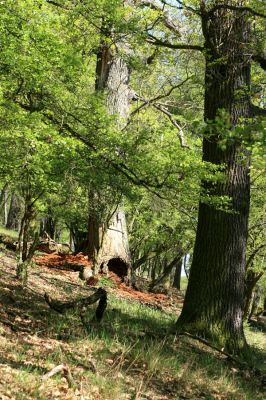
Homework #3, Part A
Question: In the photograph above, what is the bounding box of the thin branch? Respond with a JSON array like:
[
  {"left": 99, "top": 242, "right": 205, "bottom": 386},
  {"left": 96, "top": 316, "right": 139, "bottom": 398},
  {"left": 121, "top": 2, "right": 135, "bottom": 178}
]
[
  {"left": 246, "top": 244, "right": 266, "bottom": 269},
  {"left": 43, "top": 112, "right": 169, "bottom": 198},
  {"left": 172, "top": 0, "right": 199, "bottom": 14},
  {"left": 154, "top": 104, "right": 189, "bottom": 148},
  {"left": 138, "top": 0, "right": 181, "bottom": 34},
  {"left": 249, "top": 221, "right": 266, "bottom": 232},
  {"left": 130, "top": 76, "right": 192, "bottom": 117},
  {"left": 176, "top": 331, "right": 265, "bottom": 379},
  {"left": 129, "top": 82, "right": 191, "bottom": 148}
]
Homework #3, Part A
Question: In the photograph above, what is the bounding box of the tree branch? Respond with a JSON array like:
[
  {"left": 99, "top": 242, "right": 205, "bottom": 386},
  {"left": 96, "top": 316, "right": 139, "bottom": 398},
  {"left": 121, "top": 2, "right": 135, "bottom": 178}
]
[
  {"left": 46, "top": 0, "right": 70, "bottom": 9},
  {"left": 246, "top": 244, "right": 266, "bottom": 269},
  {"left": 207, "top": 4, "right": 266, "bottom": 19},
  {"left": 147, "top": 34, "right": 204, "bottom": 51},
  {"left": 42, "top": 364, "right": 74, "bottom": 387},
  {"left": 153, "top": 103, "right": 189, "bottom": 148},
  {"left": 43, "top": 112, "right": 169, "bottom": 198},
  {"left": 130, "top": 89, "right": 190, "bottom": 148},
  {"left": 130, "top": 76, "right": 192, "bottom": 117},
  {"left": 252, "top": 51, "right": 266, "bottom": 71},
  {"left": 250, "top": 104, "right": 266, "bottom": 116},
  {"left": 137, "top": 0, "right": 181, "bottom": 34}
]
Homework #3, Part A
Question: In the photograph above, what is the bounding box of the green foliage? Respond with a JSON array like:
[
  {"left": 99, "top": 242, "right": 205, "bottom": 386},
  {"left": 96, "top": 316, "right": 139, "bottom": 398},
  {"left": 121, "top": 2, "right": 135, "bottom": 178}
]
[{"left": 0, "top": 0, "right": 265, "bottom": 295}]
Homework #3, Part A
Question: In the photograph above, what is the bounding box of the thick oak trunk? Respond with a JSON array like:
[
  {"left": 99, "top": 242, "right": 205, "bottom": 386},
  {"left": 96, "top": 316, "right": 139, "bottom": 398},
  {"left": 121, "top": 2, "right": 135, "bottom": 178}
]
[{"left": 177, "top": 3, "right": 251, "bottom": 352}]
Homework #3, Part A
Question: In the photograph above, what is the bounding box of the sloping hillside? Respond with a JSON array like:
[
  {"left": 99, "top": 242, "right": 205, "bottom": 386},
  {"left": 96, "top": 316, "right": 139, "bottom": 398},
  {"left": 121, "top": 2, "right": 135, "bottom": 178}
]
[{"left": 0, "top": 248, "right": 265, "bottom": 400}]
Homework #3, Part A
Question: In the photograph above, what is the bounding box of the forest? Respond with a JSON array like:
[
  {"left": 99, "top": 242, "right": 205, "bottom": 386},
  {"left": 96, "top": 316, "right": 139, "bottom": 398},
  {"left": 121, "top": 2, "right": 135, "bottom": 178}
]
[{"left": 0, "top": 1, "right": 265, "bottom": 399}]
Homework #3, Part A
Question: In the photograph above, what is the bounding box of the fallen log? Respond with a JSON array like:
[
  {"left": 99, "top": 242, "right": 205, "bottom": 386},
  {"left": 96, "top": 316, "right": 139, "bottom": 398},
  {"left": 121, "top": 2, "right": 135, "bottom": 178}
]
[{"left": 44, "top": 287, "right": 107, "bottom": 321}]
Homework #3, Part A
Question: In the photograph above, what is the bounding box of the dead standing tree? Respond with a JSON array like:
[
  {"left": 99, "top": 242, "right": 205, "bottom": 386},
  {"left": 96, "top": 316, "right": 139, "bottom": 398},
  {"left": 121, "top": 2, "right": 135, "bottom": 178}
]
[{"left": 86, "top": 12, "right": 133, "bottom": 283}]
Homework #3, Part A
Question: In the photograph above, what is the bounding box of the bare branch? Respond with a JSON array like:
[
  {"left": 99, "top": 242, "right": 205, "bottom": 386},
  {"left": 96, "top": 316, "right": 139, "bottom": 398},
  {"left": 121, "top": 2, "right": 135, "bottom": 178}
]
[
  {"left": 137, "top": 0, "right": 181, "bottom": 34},
  {"left": 46, "top": 0, "right": 70, "bottom": 9},
  {"left": 130, "top": 87, "right": 191, "bottom": 148},
  {"left": 44, "top": 288, "right": 107, "bottom": 321},
  {"left": 249, "top": 221, "right": 266, "bottom": 232},
  {"left": 130, "top": 76, "right": 192, "bottom": 117},
  {"left": 153, "top": 103, "right": 189, "bottom": 148}
]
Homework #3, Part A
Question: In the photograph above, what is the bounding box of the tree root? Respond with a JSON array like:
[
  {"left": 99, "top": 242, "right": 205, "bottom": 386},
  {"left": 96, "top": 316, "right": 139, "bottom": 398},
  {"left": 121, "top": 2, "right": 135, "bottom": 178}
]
[{"left": 177, "top": 332, "right": 266, "bottom": 384}]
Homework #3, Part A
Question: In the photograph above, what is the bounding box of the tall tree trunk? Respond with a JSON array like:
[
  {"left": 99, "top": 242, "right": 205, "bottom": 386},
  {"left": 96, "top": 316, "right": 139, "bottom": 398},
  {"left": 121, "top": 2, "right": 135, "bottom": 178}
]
[
  {"left": 40, "top": 216, "right": 56, "bottom": 240},
  {"left": 6, "top": 192, "right": 20, "bottom": 230},
  {"left": 172, "top": 257, "right": 183, "bottom": 290},
  {"left": 243, "top": 270, "right": 263, "bottom": 320},
  {"left": 149, "top": 256, "right": 182, "bottom": 292},
  {"left": 177, "top": 3, "right": 252, "bottom": 352},
  {"left": 87, "top": 41, "right": 132, "bottom": 281},
  {"left": 87, "top": 190, "right": 100, "bottom": 263},
  {"left": 0, "top": 184, "right": 9, "bottom": 226}
]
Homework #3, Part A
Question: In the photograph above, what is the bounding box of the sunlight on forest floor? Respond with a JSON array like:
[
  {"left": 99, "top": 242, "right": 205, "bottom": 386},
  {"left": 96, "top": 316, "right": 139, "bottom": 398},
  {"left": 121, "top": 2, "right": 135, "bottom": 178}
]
[{"left": 0, "top": 249, "right": 265, "bottom": 400}]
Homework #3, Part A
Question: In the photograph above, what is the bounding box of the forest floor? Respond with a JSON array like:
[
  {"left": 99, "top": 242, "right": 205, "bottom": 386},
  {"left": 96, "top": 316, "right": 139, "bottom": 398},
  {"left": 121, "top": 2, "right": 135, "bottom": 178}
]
[{"left": 0, "top": 247, "right": 265, "bottom": 400}]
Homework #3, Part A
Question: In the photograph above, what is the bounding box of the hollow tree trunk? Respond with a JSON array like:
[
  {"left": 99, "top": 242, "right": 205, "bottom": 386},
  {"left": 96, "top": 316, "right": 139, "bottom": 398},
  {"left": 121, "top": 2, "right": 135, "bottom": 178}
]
[
  {"left": 177, "top": 3, "right": 252, "bottom": 352},
  {"left": 87, "top": 40, "right": 132, "bottom": 281}
]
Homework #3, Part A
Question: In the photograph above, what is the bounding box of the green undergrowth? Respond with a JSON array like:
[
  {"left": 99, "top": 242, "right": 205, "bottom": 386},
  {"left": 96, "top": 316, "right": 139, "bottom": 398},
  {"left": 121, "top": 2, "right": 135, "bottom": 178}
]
[
  {"left": 0, "top": 225, "right": 19, "bottom": 240},
  {"left": 1, "top": 291, "right": 265, "bottom": 399},
  {"left": 0, "top": 253, "right": 265, "bottom": 400}
]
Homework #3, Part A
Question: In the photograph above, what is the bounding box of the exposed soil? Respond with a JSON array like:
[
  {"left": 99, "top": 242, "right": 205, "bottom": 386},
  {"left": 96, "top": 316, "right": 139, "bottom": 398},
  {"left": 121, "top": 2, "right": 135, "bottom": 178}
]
[{"left": 34, "top": 252, "right": 184, "bottom": 313}]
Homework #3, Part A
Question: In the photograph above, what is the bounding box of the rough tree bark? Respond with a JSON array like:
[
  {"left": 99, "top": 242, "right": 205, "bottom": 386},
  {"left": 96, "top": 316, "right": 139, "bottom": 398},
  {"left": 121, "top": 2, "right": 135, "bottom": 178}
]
[
  {"left": 87, "top": 39, "right": 132, "bottom": 282},
  {"left": 6, "top": 192, "right": 20, "bottom": 230},
  {"left": 176, "top": 2, "right": 253, "bottom": 352}
]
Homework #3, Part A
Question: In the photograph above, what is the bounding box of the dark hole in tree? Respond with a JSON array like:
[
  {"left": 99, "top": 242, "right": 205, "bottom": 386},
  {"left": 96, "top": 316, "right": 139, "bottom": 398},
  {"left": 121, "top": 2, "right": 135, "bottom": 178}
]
[{"left": 108, "top": 258, "right": 128, "bottom": 279}]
